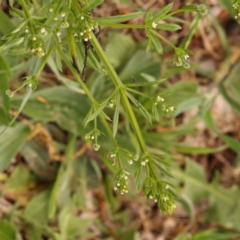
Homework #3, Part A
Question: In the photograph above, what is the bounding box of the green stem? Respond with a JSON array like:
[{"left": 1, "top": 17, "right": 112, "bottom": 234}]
[
  {"left": 56, "top": 47, "right": 118, "bottom": 150},
  {"left": 19, "top": 0, "right": 35, "bottom": 35},
  {"left": 90, "top": 33, "right": 147, "bottom": 153},
  {"left": 151, "top": 30, "right": 177, "bottom": 50}
]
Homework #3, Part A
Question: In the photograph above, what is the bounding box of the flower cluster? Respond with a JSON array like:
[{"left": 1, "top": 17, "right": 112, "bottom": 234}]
[
  {"left": 232, "top": 0, "right": 240, "bottom": 22},
  {"left": 154, "top": 95, "right": 164, "bottom": 106},
  {"left": 30, "top": 36, "right": 46, "bottom": 58},
  {"left": 143, "top": 177, "right": 176, "bottom": 214},
  {"left": 172, "top": 47, "right": 193, "bottom": 68},
  {"left": 162, "top": 104, "right": 175, "bottom": 114},
  {"left": 127, "top": 153, "right": 139, "bottom": 165},
  {"left": 73, "top": 14, "right": 96, "bottom": 42},
  {"left": 197, "top": 4, "right": 208, "bottom": 16},
  {"left": 114, "top": 169, "right": 130, "bottom": 194},
  {"left": 85, "top": 128, "right": 101, "bottom": 151}
]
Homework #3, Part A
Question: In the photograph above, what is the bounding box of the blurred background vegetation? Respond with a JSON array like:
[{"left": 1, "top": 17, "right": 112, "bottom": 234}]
[{"left": 0, "top": 0, "right": 240, "bottom": 239}]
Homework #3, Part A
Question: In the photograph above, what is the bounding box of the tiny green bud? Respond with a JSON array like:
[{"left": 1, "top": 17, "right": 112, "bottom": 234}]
[{"left": 5, "top": 90, "right": 14, "bottom": 98}]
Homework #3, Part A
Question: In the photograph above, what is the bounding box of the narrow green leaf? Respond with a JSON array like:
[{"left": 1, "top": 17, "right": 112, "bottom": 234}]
[
  {"left": 0, "top": 221, "right": 16, "bottom": 240},
  {"left": 84, "top": 100, "right": 109, "bottom": 126},
  {"left": 125, "top": 78, "right": 167, "bottom": 87},
  {"left": 82, "top": 0, "right": 104, "bottom": 12},
  {"left": 83, "top": 106, "right": 94, "bottom": 128},
  {"left": 113, "top": 93, "right": 120, "bottom": 137},
  {"left": 152, "top": 3, "right": 173, "bottom": 22},
  {"left": 0, "top": 55, "right": 11, "bottom": 125},
  {"left": 150, "top": 34, "right": 163, "bottom": 54},
  {"left": 156, "top": 23, "right": 182, "bottom": 31},
  {"left": 219, "top": 80, "right": 240, "bottom": 115},
  {"left": 152, "top": 104, "right": 159, "bottom": 121},
  {"left": 153, "top": 161, "right": 174, "bottom": 178},
  {"left": 219, "top": 134, "right": 240, "bottom": 153},
  {"left": 127, "top": 93, "right": 152, "bottom": 123},
  {"left": 95, "top": 12, "right": 143, "bottom": 24},
  {"left": 144, "top": 11, "right": 153, "bottom": 23},
  {"left": 176, "top": 5, "right": 198, "bottom": 13},
  {"left": 176, "top": 145, "right": 227, "bottom": 154}
]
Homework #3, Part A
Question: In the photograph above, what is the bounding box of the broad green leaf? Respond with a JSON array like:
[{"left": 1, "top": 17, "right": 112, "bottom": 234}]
[
  {"left": 82, "top": 0, "right": 104, "bottom": 12},
  {"left": 174, "top": 96, "right": 204, "bottom": 117},
  {"left": 156, "top": 23, "right": 182, "bottom": 31},
  {"left": 113, "top": 93, "right": 120, "bottom": 137},
  {"left": 5, "top": 164, "right": 37, "bottom": 189},
  {"left": 95, "top": 12, "right": 143, "bottom": 24},
  {"left": 11, "top": 86, "right": 92, "bottom": 135},
  {"left": 23, "top": 189, "right": 51, "bottom": 225},
  {"left": 21, "top": 139, "right": 58, "bottom": 181},
  {"left": 0, "top": 220, "right": 16, "bottom": 240},
  {"left": 0, "top": 123, "right": 30, "bottom": 172},
  {"left": 127, "top": 93, "right": 152, "bottom": 123},
  {"left": 105, "top": 32, "right": 135, "bottom": 68},
  {"left": 176, "top": 158, "right": 208, "bottom": 202},
  {"left": 152, "top": 3, "right": 173, "bottom": 22},
  {"left": 59, "top": 207, "right": 90, "bottom": 239},
  {"left": 0, "top": 10, "right": 14, "bottom": 35},
  {"left": 119, "top": 51, "right": 160, "bottom": 82}
]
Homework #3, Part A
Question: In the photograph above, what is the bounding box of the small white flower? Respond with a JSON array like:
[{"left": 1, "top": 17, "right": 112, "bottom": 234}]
[
  {"left": 149, "top": 195, "right": 153, "bottom": 199},
  {"left": 29, "top": 83, "right": 32, "bottom": 87},
  {"left": 117, "top": 183, "right": 120, "bottom": 186},
  {"left": 163, "top": 196, "right": 169, "bottom": 201},
  {"left": 157, "top": 96, "right": 164, "bottom": 102},
  {"left": 169, "top": 106, "right": 174, "bottom": 111},
  {"left": 109, "top": 103, "right": 114, "bottom": 108},
  {"left": 41, "top": 28, "right": 46, "bottom": 33},
  {"left": 80, "top": 32, "right": 84, "bottom": 36},
  {"left": 128, "top": 160, "right": 133, "bottom": 165},
  {"left": 38, "top": 47, "right": 42, "bottom": 51},
  {"left": 57, "top": 32, "right": 61, "bottom": 36},
  {"left": 165, "top": 185, "right": 169, "bottom": 189},
  {"left": 154, "top": 199, "right": 158, "bottom": 203},
  {"left": 81, "top": 16, "right": 84, "bottom": 20},
  {"left": 32, "top": 37, "right": 37, "bottom": 41},
  {"left": 31, "top": 49, "right": 35, "bottom": 53},
  {"left": 61, "top": 12, "right": 66, "bottom": 17},
  {"left": 114, "top": 187, "right": 118, "bottom": 191},
  {"left": 91, "top": 136, "right": 94, "bottom": 139},
  {"left": 184, "top": 54, "right": 189, "bottom": 60},
  {"left": 124, "top": 176, "right": 128, "bottom": 180},
  {"left": 152, "top": 22, "right": 157, "bottom": 28},
  {"left": 141, "top": 161, "right": 146, "bottom": 166},
  {"left": 25, "top": 29, "right": 29, "bottom": 33},
  {"left": 49, "top": 8, "right": 53, "bottom": 12},
  {"left": 84, "top": 38, "right": 88, "bottom": 42}
]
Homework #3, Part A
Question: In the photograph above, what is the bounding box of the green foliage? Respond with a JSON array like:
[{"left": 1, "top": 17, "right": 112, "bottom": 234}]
[{"left": 1, "top": 0, "right": 240, "bottom": 239}]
